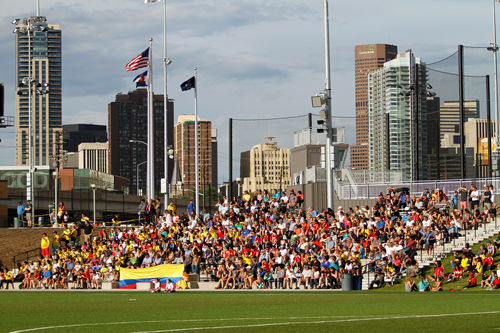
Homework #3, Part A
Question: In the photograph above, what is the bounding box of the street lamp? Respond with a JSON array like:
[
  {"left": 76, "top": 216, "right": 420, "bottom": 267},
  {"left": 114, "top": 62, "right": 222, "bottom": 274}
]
[
  {"left": 13, "top": 15, "right": 50, "bottom": 220},
  {"left": 91, "top": 184, "right": 96, "bottom": 224},
  {"left": 144, "top": 0, "right": 173, "bottom": 209}
]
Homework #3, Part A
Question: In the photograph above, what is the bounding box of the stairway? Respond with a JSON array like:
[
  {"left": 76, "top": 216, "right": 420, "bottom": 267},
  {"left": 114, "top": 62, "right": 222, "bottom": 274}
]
[{"left": 361, "top": 219, "right": 499, "bottom": 290}]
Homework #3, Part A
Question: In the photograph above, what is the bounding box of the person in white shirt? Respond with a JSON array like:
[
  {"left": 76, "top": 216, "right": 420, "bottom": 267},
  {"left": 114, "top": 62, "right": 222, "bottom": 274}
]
[
  {"left": 301, "top": 266, "right": 312, "bottom": 289},
  {"left": 164, "top": 279, "right": 176, "bottom": 293},
  {"left": 284, "top": 266, "right": 298, "bottom": 289},
  {"left": 162, "top": 210, "right": 173, "bottom": 229},
  {"left": 149, "top": 278, "right": 161, "bottom": 293},
  {"left": 470, "top": 185, "right": 479, "bottom": 210}
]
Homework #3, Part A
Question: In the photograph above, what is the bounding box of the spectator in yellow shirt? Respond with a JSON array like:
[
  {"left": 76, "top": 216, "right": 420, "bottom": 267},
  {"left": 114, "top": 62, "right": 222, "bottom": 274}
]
[
  {"left": 2, "top": 268, "right": 14, "bottom": 289},
  {"left": 62, "top": 225, "right": 72, "bottom": 248},
  {"left": 41, "top": 233, "right": 50, "bottom": 257},
  {"left": 52, "top": 231, "right": 60, "bottom": 253}
]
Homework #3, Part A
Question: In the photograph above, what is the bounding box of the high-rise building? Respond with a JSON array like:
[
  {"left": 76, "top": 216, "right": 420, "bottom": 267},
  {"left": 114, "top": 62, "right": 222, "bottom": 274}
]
[
  {"left": 174, "top": 115, "right": 217, "bottom": 194},
  {"left": 78, "top": 142, "right": 109, "bottom": 173},
  {"left": 368, "top": 51, "right": 429, "bottom": 181},
  {"left": 62, "top": 124, "right": 107, "bottom": 152},
  {"left": 439, "top": 100, "right": 480, "bottom": 140},
  {"left": 14, "top": 12, "right": 62, "bottom": 166},
  {"left": 240, "top": 137, "right": 291, "bottom": 193},
  {"left": 351, "top": 44, "right": 398, "bottom": 170},
  {"left": 108, "top": 89, "right": 174, "bottom": 195}
]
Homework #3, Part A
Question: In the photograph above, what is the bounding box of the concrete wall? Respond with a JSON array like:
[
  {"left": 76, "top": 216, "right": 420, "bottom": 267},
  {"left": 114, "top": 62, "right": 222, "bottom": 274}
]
[{"left": 286, "top": 182, "right": 377, "bottom": 212}]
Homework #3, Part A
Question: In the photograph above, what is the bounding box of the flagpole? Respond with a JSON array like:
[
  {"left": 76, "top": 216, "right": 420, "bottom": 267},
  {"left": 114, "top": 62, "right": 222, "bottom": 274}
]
[
  {"left": 148, "top": 38, "right": 155, "bottom": 201},
  {"left": 194, "top": 68, "right": 199, "bottom": 217},
  {"left": 162, "top": 0, "right": 170, "bottom": 209}
]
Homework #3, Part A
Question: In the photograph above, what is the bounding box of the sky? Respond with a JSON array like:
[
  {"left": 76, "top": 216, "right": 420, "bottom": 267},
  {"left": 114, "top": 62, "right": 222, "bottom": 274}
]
[{"left": 0, "top": 0, "right": 497, "bottom": 185}]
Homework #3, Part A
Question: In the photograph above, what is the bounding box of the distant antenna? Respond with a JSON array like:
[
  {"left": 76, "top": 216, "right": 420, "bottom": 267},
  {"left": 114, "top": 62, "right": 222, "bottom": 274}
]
[
  {"left": 37, "top": 0, "right": 40, "bottom": 16},
  {"left": 264, "top": 136, "right": 275, "bottom": 143}
]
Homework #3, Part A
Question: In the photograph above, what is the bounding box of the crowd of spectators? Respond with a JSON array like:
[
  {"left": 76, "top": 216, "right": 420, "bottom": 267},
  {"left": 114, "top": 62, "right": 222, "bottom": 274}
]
[{"left": 1, "top": 183, "right": 499, "bottom": 291}]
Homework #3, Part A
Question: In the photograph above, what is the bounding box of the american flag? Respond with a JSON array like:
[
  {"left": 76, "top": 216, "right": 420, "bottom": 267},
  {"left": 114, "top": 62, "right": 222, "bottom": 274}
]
[{"left": 125, "top": 47, "right": 149, "bottom": 72}]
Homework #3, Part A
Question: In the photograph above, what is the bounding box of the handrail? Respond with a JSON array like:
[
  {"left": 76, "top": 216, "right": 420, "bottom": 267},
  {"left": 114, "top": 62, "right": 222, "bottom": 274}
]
[{"left": 12, "top": 247, "right": 41, "bottom": 267}]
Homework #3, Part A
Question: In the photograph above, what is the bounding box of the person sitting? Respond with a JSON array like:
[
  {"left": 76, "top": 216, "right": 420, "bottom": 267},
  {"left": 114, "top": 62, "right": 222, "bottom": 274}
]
[
  {"left": 418, "top": 276, "right": 430, "bottom": 292},
  {"left": 405, "top": 276, "right": 418, "bottom": 292},
  {"left": 458, "top": 273, "right": 477, "bottom": 290},
  {"left": 431, "top": 276, "right": 443, "bottom": 291},
  {"left": 164, "top": 279, "right": 176, "bottom": 293},
  {"left": 149, "top": 278, "right": 161, "bottom": 293}
]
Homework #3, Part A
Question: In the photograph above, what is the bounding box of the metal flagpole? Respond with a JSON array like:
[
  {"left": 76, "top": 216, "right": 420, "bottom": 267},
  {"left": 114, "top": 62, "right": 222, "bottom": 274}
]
[
  {"left": 148, "top": 38, "right": 155, "bottom": 201},
  {"left": 194, "top": 68, "right": 199, "bottom": 216},
  {"left": 163, "top": 0, "right": 169, "bottom": 207},
  {"left": 324, "top": 0, "right": 333, "bottom": 209}
]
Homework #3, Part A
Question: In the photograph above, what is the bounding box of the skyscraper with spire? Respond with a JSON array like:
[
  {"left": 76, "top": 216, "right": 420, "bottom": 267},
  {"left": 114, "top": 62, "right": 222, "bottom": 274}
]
[{"left": 14, "top": 1, "right": 62, "bottom": 166}]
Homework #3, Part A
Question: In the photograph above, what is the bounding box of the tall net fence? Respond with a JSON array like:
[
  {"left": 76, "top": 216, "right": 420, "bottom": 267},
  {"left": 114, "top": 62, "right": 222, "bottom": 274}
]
[
  {"left": 423, "top": 46, "right": 492, "bottom": 187},
  {"left": 222, "top": 113, "right": 355, "bottom": 197}
]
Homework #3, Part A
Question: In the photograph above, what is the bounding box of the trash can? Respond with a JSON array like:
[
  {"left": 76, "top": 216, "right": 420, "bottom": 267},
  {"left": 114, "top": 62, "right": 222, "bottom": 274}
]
[
  {"left": 39, "top": 217, "right": 44, "bottom": 227},
  {"left": 14, "top": 218, "right": 20, "bottom": 228},
  {"left": 353, "top": 275, "right": 363, "bottom": 290},
  {"left": 341, "top": 273, "right": 353, "bottom": 291}
]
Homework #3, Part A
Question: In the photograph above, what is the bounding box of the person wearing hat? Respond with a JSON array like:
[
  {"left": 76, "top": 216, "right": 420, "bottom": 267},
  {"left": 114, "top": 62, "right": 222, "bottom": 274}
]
[{"left": 41, "top": 233, "right": 50, "bottom": 257}]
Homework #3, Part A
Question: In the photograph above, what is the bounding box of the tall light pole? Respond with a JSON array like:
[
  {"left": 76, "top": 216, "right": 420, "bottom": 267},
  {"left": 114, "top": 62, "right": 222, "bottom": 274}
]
[
  {"left": 323, "top": 0, "right": 333, "bottom": 210},
  {"left": 489, "top": 0, "right": 500, "bottom": 176},
  {"left": 144, "top": 0, "right": 172, "bottom": 207},
  {"left": 13, "top": 14, "right": 49, "bottom": 221},
  {"left": 311, "top": 0, "right": 333, "bottom": 209}
]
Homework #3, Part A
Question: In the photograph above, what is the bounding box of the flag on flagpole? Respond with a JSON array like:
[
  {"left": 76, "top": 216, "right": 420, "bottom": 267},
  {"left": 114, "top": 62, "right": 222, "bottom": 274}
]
[
  {"left": 133, "top": 70, "right": 148, "bottom": 87},
  {"left": 125, "top": 48, "right": 150, "bottom": 72},
  {"left": 180, "top": 76, "right": 195, "bottom": 91}
]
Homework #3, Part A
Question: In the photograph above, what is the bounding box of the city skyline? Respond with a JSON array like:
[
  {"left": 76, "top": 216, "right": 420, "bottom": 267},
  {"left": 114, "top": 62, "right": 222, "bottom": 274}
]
[{"left": 0, "top": 0, "right": 497, "bottom": 186}]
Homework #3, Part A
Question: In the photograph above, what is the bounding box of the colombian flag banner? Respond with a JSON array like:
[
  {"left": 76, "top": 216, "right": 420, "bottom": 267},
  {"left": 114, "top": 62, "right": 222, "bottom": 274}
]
[{"left": 119, "top": 264, "right": 184, "bottom": 289}]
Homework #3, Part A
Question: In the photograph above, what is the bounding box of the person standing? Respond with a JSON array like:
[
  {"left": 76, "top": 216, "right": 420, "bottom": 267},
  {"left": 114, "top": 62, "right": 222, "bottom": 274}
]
[
  {"left": 49, "top": 209, "right": 57, "bottom": 226},
  {"left": 483, "top": 185, "right": 492, "bottom": 211},
  {"left": 138, "top": 199, "right": 146, "bottom": 225},
  {"left": 41, "top": 233, "right": 50, "bottom": 257},
  {"left": 25, "top": 200, "right": 32, "bottom": 228},
  {"left": 469, "top": 184, "right": 479, "bottom": 211},
  {"left": 52, "top": 231, "right": 60, "bottom": 253},
  {"left": 155, "top": 198, "right": 162, "bottom": 223},
  {"left": 57, "top": 202, "right": 66, "bottom": 225},
  {"left": 83, "top": 220, "right": 94, "bottom": 245},
  {"left": 62, "top": 225, "right": 72, "bottom": 248},
  {"left": 458, "top": 187, "right": 468, "bottom": 210},
  {"left": 187, "top": 200, "right": 194, "bottom": 216},
  {"left": 16, "top": 202, "right": 25, "bottom": 228},
  {"left": 167, "top": 201, "right": 176, "bottom": 214}
]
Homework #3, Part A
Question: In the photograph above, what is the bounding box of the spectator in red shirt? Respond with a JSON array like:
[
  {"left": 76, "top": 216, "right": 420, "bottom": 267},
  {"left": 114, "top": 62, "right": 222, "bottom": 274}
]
[
  {"left": 458, "top": 273, "right": 477, "bottom": 289},
  {"left": 428, "top": 261, "right": 444, "bottom": 282}
]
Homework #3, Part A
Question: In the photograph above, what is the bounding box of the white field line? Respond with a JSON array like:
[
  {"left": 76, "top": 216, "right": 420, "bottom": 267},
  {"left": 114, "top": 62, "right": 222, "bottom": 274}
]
[
  {"left": 7, "top": 316, "right": 359, "bottom": 333},
  {"left": 131, "top": 311, "right": 500, "bottom": 333},
  {"left": 9, "top": 311, "right": 500, "bottom": 333}
]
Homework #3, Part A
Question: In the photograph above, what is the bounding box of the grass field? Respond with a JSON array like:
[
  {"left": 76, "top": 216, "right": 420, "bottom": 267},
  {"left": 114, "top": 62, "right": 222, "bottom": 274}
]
[{"left": 1, "top": 290, "right": 500, "bottom": 333}]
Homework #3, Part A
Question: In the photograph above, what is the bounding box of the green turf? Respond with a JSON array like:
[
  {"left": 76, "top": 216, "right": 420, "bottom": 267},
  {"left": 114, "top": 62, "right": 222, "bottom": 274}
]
[{"left": 1, "top": 290, "right": 500, "bottom": 333}]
